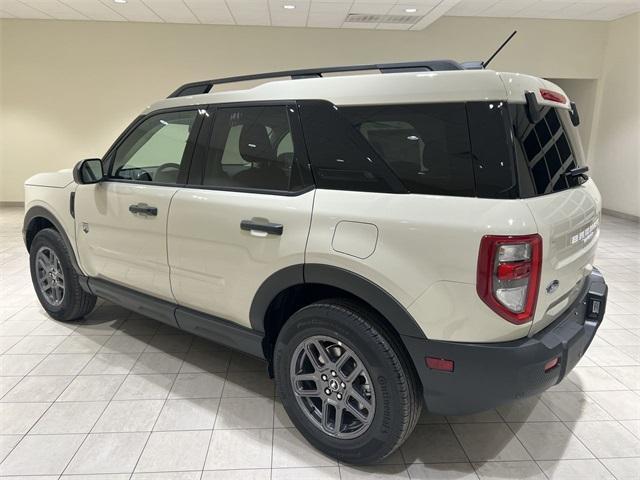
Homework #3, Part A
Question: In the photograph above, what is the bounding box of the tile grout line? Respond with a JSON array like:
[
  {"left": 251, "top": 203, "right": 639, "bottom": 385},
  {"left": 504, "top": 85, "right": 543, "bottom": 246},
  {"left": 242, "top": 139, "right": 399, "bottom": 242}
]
[
  {"left": 126, "top": 330, "right": 194, "bottom": 478},
  {"left": 0, "top": 307, "right": 117, "bottom": 472},
  {"left": 56, "top": 307, "right": 132, "bottom": 477}
]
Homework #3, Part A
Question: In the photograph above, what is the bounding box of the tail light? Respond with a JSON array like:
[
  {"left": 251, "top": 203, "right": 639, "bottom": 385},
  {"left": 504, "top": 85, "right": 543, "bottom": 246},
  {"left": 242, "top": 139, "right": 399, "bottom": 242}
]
[
  {"left": 477, "top": 234, "right": 542, "bottom": 324},
  {"left": 540, "top": 88, "right": 567, "bottom": 104}
]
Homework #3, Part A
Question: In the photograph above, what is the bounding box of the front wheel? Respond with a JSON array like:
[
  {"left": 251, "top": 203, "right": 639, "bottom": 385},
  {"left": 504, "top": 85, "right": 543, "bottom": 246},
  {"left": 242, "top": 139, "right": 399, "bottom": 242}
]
[
  {"left": 29, "top": 228, "right": 97, "bottom": 322},
  {"left": 274, "top": 299, "right": 422, "bottom": 464}
]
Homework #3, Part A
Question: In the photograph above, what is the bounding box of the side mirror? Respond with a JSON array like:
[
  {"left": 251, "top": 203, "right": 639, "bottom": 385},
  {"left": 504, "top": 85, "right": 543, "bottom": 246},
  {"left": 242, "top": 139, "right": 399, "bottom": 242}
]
[{"left": 73, "top": 158, "right": 104, "bottom": 185}]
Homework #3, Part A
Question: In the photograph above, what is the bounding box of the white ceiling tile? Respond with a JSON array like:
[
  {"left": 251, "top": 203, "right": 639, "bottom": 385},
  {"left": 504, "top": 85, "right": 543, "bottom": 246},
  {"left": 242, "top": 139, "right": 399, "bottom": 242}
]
[
  {"left": 511, "top": 1, "right": 574, "bottom": 18},
  {"left": 59, "top": 0, "right": 125, "bottom": 21},
  {"left": 479, "top": 0, "right": 538, "bottom": 17},
  {"left": 21, "top": 0, "right": 87, "bottom": 19},
  {"left": 307, "top": 11, "right": 344, "bottom": 26},
  {"left": 551, "top": 2, "right": 607, "bottom": 18},
  {"left": 577, "top": 3, "right": 639, "bottom": 20},
  {"left": 445, "top": 0, "right": 497, "bottom": 16},
  {"left": 184, "top": 0, "right": 234, "bottom": 24},
  {"left": 227, "top": 0, "right": 270, "bottom": 24},
  {"left": 410, "top": 0, "right": 461, "bottom": 29},
  {"left": 0, "top": 0, "right": 52, "bottom": 18},
  {"left": 350, "top": 2, "right": 394, "bottom": 14},
  {"left": 269, "top": 0, "right": 310, "bottom": 26},
  {"left": 309, "top": 1, "right": 350, "bottom": 14},
  {"left": 3, "top": 0, "right": 639, "bottom": 27},
  {"left": 144, "top": 0, "right": 198, "bottom": 23},
  {"left": 101, "top": 0, "right": 162, "bottom": 22}
]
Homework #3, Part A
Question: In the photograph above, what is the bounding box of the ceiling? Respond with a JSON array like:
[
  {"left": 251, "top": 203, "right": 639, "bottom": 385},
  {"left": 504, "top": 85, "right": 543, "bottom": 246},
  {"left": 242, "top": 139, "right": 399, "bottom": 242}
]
[{"left": 0, "top": 0, "right": 638, "bottom": 30}]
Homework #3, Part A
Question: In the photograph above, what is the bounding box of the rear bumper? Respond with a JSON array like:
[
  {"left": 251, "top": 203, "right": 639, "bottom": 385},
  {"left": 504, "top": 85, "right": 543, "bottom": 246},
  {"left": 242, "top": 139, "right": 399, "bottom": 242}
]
[{"left": 403, "top": 269, "right": 607, "bottom": 415}]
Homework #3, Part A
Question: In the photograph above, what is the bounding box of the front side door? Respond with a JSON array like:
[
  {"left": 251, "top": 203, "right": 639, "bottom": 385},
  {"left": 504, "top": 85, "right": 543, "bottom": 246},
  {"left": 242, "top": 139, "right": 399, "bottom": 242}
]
[
  {"left": 167, "top": 104, "right": 314, "bottom": 327},
  {"left": 75, "top": 108, "right": 204, "bottom": 301}
]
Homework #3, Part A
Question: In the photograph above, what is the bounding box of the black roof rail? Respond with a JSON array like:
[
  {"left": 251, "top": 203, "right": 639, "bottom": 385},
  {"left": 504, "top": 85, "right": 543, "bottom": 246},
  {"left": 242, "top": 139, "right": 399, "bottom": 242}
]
[{"left": 168, "top": 59, "right": 467, "bottom": 98}]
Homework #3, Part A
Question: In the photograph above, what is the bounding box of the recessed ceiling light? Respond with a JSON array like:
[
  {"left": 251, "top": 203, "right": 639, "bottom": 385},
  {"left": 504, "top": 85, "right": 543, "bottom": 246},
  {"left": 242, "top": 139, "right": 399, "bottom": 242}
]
[
  {"left": 405, "top": 7, "right": 417, "bottom": 13},
  {"left": 283, "top": 4, "right": 295, "bottom": 9},
  {"left": 113, "top": 0, "right": 127, "bottom": 4}
]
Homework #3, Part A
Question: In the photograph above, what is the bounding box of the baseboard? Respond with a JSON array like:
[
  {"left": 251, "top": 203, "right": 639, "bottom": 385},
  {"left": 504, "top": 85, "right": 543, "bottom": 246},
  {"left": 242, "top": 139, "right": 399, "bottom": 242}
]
[
  {"left": 0, "top": 201, "right": 24, "bottom": 208},
  {"left": 602, "top": 208, "right": 640, "bottom": 223}
]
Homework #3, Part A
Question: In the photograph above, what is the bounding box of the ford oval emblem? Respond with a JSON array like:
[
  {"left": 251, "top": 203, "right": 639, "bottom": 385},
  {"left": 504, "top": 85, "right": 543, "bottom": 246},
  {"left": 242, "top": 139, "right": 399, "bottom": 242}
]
[{"left": 546, "top": 280, "right": 560, "bottom": 294}]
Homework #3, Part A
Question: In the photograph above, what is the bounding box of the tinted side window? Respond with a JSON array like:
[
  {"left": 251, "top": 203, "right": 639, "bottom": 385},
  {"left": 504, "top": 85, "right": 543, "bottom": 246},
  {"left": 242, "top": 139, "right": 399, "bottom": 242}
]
[
  {"left": 511, "top": 105, "right": 583, "bottom": 195},
  {"left": 203, "top": 106, "right": 304, "bottom": 192},
  {"left": 466, "top": 102, "right": 518, "bottom": 199},
  {"left": 298, "top": 101, "right": 404, "bottom": 193},
  {"left": 342, "top": 103, "right": 474, "bottom": 196},
  {"left": 110, "top": 110, "right": 198, "bottom": 184}
]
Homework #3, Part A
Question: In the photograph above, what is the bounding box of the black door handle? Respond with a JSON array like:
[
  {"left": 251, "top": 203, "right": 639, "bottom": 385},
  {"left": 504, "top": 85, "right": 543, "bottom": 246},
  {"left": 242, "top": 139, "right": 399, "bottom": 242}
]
[
  {"left": 129, "top": 203, "right": 158, "bottom": 216},
  {"left": 240, "top": 220, "right": 283, "bottom": 236}
]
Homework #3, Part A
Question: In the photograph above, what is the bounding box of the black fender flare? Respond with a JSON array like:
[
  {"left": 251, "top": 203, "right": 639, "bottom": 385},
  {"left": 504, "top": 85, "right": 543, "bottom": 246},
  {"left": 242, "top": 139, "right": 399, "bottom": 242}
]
[
  {"left": 23, "top": 205, "right": 83, "bottom": 275},
  {"left": 249, "top": 263, "right": 426, "bottom": 339}
]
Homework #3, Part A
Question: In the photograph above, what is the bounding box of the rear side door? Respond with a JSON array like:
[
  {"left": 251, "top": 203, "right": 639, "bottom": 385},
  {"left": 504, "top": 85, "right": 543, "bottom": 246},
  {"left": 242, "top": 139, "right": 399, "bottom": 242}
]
[
  {"left": 75, "top": 108, "right": 205, "bottom": 302},
  {"left": 167, "top": 103, "right": 315, "bottom": 328}
]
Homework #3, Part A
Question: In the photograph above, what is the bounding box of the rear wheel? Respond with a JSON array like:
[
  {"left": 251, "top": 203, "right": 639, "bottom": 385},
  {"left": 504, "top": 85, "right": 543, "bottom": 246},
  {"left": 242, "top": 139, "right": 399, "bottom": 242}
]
[
  {"left": 29, "top": 228, "right": 97, "bottom": 321},
  {"left": 274, "top": 299, "right": 421, "bottom": 464}
]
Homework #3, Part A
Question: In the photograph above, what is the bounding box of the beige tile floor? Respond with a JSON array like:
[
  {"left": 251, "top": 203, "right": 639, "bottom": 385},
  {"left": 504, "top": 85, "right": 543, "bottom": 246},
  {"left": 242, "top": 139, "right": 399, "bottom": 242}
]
[{"left": 1, "top": 205, "right": 639, "bottom": 479}]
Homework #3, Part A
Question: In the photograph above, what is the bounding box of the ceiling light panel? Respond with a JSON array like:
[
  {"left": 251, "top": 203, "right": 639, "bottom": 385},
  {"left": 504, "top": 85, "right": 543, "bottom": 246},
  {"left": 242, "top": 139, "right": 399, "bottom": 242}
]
[{"left": 269, "top": 0, "right": 310, "bottom": 26}]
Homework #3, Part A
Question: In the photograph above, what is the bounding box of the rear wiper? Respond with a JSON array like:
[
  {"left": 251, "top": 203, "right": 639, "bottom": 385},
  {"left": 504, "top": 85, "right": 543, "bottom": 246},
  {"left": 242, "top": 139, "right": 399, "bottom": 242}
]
[{"left": 564, "top": 165, "right": 589, "bottom": 180}]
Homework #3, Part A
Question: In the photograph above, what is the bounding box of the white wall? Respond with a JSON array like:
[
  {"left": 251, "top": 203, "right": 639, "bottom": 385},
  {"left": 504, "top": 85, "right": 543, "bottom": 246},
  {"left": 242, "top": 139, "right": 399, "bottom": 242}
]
[
  {"left": 549, "top": 79, "right": 598, "bottom": 159},
  {"left": 0, "top": 15, "right": 618, "bottom": 202},
  {"left": 588, "top": 13, "right": 640, "bottom": 219}
]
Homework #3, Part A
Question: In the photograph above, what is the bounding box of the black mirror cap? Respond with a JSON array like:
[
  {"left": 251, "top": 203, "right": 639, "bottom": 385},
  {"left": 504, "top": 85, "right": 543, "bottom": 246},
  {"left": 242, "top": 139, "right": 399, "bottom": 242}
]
[
  {"left": 73, "top": 158, "right": 103, "bottom": 185},
  {"left": 570, "top": 101, "right": 580, "bottom": 127}
]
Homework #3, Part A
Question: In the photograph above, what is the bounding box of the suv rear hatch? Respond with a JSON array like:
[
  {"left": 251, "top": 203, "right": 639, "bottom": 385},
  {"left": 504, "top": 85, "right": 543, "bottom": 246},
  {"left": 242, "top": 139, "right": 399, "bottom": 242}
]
[
  {"left": 337, "top": 75, "right": 601, "bottom": 335},
  {"left": 508, "top": 90, "right": 601, "bottom": 334}
]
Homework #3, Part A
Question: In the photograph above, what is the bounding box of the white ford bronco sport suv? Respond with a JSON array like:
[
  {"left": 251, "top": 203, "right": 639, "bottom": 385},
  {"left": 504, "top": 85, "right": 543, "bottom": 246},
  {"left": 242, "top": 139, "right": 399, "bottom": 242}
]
[{"left": 24, "top": 60, "right": 608, "bottom": 464}]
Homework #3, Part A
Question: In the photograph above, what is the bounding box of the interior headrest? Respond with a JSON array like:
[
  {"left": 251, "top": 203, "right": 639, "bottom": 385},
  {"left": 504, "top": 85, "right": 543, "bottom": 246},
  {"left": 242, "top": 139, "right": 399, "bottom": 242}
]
[{"left": 239, "top": 123, "right": 276, "bottom": 164}]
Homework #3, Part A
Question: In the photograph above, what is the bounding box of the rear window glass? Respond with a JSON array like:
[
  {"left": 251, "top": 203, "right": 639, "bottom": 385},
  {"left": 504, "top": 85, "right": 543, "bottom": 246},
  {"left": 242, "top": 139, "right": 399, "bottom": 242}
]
[
  {"left": 510, "top": 105, "right": 585, "bottom": 195},
  {"left": 298, "top": 101, "right": 402, "bottom": 193},
  {"left": 342, "top": 104, "right": 475, "bottom": 196}
]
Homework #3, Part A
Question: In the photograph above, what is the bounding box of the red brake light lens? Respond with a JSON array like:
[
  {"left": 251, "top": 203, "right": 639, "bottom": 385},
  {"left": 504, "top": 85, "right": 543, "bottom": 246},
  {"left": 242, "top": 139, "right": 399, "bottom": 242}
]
[
  {"left": 477, "top": 234, "right": 542, "bottom": 325},
  {"left": 540, "top": 89, "right": 567, "bottom": 104}
]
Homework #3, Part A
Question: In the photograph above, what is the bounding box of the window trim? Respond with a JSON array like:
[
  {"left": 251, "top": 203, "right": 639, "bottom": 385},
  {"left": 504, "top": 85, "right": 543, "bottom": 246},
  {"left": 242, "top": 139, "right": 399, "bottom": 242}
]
[
  {"left": 186, "top": 100, "right": 315, "bottom": 197},
  {"left": 102, "top": 106, "right": 206, "bottom": 188}
]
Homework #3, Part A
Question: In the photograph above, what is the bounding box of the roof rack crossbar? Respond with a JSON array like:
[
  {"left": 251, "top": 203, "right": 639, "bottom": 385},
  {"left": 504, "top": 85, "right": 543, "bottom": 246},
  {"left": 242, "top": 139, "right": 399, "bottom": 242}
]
[{"left": 168, "top": 59, "right": 464, "bottom": 98}]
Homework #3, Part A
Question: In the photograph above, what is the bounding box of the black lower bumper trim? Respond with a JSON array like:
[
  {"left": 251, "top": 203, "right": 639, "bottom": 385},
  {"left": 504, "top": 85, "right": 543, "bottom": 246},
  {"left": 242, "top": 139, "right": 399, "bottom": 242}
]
[{"left": 404, "top": 270, "right": 607, "bottom": 415}]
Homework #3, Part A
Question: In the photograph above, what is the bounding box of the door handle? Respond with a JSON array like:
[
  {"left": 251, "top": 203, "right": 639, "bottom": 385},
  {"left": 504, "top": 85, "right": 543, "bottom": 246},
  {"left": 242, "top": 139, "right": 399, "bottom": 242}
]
[
  {"left": 129, "top": 203, "right": 158, "bottom": 216},
  {"left": 240, "top": 220, "right": 283, "bottom": 236}
]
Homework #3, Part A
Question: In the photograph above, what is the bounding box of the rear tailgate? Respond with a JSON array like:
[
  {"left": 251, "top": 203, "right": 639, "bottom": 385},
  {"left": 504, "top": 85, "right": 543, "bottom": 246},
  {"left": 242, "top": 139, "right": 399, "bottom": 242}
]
[
  {"left": 525, "top": 179, "right": 601, "bottom": 334},
  {"left": 502, "top": 75, "right": 603, "bottom": 334}
]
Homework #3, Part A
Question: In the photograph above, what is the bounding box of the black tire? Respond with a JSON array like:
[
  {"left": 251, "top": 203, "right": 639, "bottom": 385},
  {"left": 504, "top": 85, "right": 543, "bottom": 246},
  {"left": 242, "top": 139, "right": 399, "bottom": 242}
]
[
  {"left": 29, "top": 228, "right": 97, "bottom": 322},
  {"left": 274, "top": 298, "right": 422, "bottom": 464}
]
